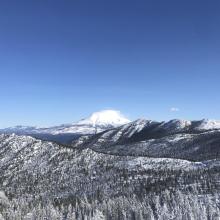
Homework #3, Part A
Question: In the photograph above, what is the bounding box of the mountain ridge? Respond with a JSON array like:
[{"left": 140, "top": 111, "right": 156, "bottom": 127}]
[
  {"left": 0, "top": 110, "right": 130, "bottom": 135},
  {"left": 72, "top": 118, "right": 220, "bottom": 161},
  {"left": 1, "top": 132, "right": 220, "bottom": 219},
  {"left": 1, "top": 110, "right": 220, "bottom": 146}
]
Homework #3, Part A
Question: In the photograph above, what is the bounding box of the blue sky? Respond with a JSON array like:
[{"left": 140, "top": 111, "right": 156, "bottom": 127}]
[{"left": 0, "top": 0, "right": 220, "bottom": 127}]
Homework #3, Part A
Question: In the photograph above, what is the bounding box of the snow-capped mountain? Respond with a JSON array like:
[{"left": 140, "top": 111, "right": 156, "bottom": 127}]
[
  {"left": 77, "top": 110, "right": 130, "bottom": 127},
  {"left": 0, "top": 110, "right": 130, "bottom": 143},
  {"left": 2, "top": 115, "right": 220, "bottom": 147},
  {"left": 2, "top": 111, "right": 220, "bottom": 137},
  {"left": 45, "top": 110, "right": 130, "bottom": 135}
]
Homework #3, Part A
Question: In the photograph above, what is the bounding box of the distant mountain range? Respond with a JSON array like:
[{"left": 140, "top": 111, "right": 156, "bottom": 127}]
[
  {"left": 0, "top": 110, "right": 131, "bottom": 143},
  {"left": 1, "top": 110, "right": 220, "bottom": 219},
  {"left": 1, "top": 109, "right": 220, "bottom": 145},
  {"left": 0, "top": 110, "right": 130, "bottom": 135}
]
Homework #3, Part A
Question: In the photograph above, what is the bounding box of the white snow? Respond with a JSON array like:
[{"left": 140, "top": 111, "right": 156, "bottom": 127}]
[
  {"left": 47, "top": 110, "right": 130, "bottom": 135},
  {"left": 2, "top": 113, "right": 220, "bottom": 137},
  {"left": 77, "top": 110, "right": 130, "bottom": 127},
  {"left": 122, "top": 157, "right": 197, "bottom": 171},
  {"left": 0, "top": 110, "right": 130, "bottom": 135},
  {"left": 197, "top": 119, "right": 220, "bottom": 130},
  {"left": 161, "top": 119, "right": 192, "bottom": 130}
]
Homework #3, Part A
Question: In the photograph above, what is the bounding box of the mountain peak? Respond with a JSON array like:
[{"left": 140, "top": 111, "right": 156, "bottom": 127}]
[
  {"left": 196, "top": 119, "right": 220, "bottom": 130},
  {"left": 77, "top": 110, "right": 131, "bottom": 127}
]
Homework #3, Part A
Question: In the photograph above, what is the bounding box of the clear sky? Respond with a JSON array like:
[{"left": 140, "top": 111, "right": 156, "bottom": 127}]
[{"left": 0, "top": 0, "right": 220, "bottom": 127}]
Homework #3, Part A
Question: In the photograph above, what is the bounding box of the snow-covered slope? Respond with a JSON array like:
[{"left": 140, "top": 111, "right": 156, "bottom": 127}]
[
  {"left": 195, "top": 119, "right": 220, "bottom": 130},
  {"left": 1, "top": 133, "right": 220, "bottom": 198},
  {"left": 1, "top": 133, "right": 220, "bottom": 219},
  {"left": 47, "top": 110, "right": 130, "bottom": 135},
  {"left": 73, "top": 118, "right": 220, "bottom": 161}
]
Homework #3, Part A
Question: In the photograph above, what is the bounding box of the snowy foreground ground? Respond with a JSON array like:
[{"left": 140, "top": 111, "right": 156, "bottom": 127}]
[{"left": 1, "top": 133, "right": 220, "bottom": 219}]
